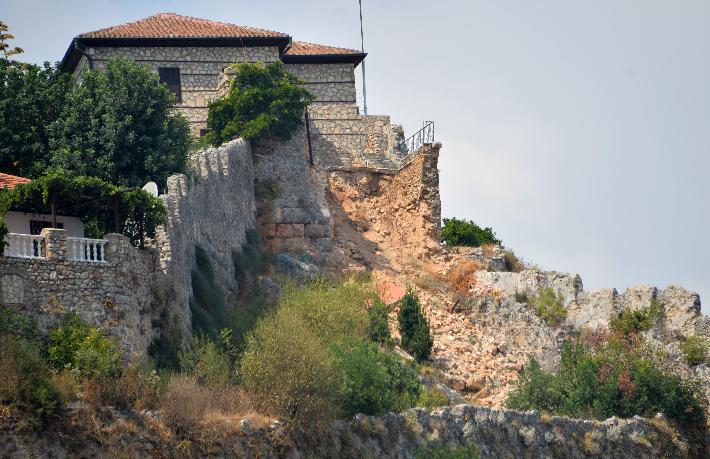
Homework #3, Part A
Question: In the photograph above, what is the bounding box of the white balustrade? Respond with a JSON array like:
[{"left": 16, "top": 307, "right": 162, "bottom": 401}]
[
  {"left": 3, "top": 233, "right": 45, "bottom": 259},
  {"left": 67, "top": 237, "right": 109, "bottom": 263}
]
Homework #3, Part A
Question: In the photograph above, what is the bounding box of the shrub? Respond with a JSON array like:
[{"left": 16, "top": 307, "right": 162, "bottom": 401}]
[
  {"left": 0, "top": 306, "right": 37, "bottom": 342},
  {"left": 610, "top": 300, "right": 664, "bottom": 335},
  {"left": 330, "top": 338, "right": 420, "bottom": 417},
  {"left": 205, "top": 62, "right": 314, "bottom": 146},
  {"left": 417, "top": 387, "right": 449, "bottom": 410},
  {"left": 190, "top": 245, "right": 227, "bottom": 337},
  {"left": 415, "top": 444, "right": 480, "bottom": 459},
  {"left": 506, "top": 335, "right": 706, "bottom": 424},
  {"left": 254, "top": 178, "right": 281, "bottom": 201},
  {"left": 398, "top": 290, "right": 433, "bottom": 362},
  {"left": 441, "top": 217, "right": 500, "bottom": 247},
  {"left": 680, "top": 335, "right": 708, "bottom": 366},
  {"left": 514, "top": 291, "right": 529, "bottom": 303},
  {"left": 530, "top": 287, "right": 567, "bottom": 325},
  {"left": 179, "top": 335, "right": 233, "bottom": 388},
  {"left": 366, "top": 300, "right": 393, "bottom": 346},
  {"left": 503, "top": 250, "right": 525, "bottom": 272},
  {"left": 238, "top": 308, "right": 341, "bottom": 426},
  {"left": 47, "top": 313, "right": 120, "bottom": 379},
  {"left": 0, "top": 336, "right": 60, "bottom": 425},
  {"left": 278, "top": 277, "right": 374, "bottom": 345},
  {"left": 445, "top": 259, "right": 484, "bottom": 294}
]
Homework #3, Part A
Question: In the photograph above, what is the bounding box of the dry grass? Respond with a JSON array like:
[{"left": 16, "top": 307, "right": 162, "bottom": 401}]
[
  {"left": 159, "top": 375, "right": 272, "bottom": 433},
  {"left": 445, "top": 259, "right": 485, "bottom": 295}
]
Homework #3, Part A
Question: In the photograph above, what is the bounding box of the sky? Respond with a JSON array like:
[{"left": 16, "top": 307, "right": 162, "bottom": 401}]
[{"left": 4, "top": 0, "right": 709, "bottom": 312}]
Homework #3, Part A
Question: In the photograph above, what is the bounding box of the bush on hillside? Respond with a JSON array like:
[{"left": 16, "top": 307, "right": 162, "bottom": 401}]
[
  {"left": 330, "top": 338, "right": 420, "bottom": 417},
  {"left": 680, "top": 335, "right": 708, "bottom": 366},
  {"left": 238, "top": 308, "right": 342, "bottom": 425},
  {"left": 530, "top": 287, "right": 567, "bottom": 325},
  {"left": 205, "top": 62, "right": 314, "bottom": 146},
  {"left": 47, "top": 313, "right": 120, "bottom": 379},
  {"left": 366, "top": 300, "right": 393, "bottom": 346},
  {"left": 441, "top": 217, "right": 500, "bottom": 247},
  {"left": 0, "top": 336, "right": 60, "bottom": 425},
  {"left": 0, "top": 306, "right": 37, "bottom": 342},
  {"left": 417, "top": 387, "right": 449, "bottom": 410},
  {"left": 398, "top": 290, "right": 433, "bottom": 362},
  {"left": 179, "top": 335, "right": 233, "bottom": 388},
  {"left": 609, "top": 300, "right": 664, "bottom": 335},
  {"left": 278, "top": 277, "right": 375, "bottom": 345},
  {"left": 506, "top": 333, "right": 705, "bottom": 424}
]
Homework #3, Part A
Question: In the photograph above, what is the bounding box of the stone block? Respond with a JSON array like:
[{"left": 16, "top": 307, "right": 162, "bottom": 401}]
[
  {"left": 271, "top": 207, "right": 283, "bottom": 224},
  {"left": 282, "top": 207, "right": 309, "bottom": 224},
  {"left": 262, "top": 224, "right": 277, "bottom": 238},
  {"left": 292, "top": 224, "right": 305, "bottom": 238},
  {"left": 314, "top": 237, "right": 333, "bottom": 252},
  {"left": 305, "top": 224, "right": 329, "bottom": 239},
  {"left": 282, "top": 237, "right": 308, "bottom": 253},
  {"left": 275, "top": 224, "right": 293, "bottom": 239}
]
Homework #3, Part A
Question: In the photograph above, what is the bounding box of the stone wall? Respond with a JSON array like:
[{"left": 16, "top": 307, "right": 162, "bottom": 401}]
[
  {"left": 0, "top": 229, "right": 160, "bottom": 355},
  {"left": 2, "top": 404, "right": 703, "bottom": 458},
  {"left": 285, "top": 63, "right": 357, "bottom": 103},
  {"left": 253, "top": 127, "right": 335, "bottom": 264},
  {"left": 77, "top": 45, "right": 280, "bottom": 134},
  {"left": 153, "top": 139, "right": 256, "bottom": 334}
]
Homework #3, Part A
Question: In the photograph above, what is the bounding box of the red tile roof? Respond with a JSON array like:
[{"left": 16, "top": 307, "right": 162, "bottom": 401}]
[
  {"left": 79, "top": 13, "right": 289, "bottom": 39},
  {"left": 286, "top": 41, "right": 362, "bottom": 56},
  {"left": 0, "top": 173, "right": 31, "bottom": 189}
]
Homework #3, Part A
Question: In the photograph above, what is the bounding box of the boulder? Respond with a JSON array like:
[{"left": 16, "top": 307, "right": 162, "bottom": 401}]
[{"left": 273, "top": 253, "right": 321, "bottom": 281}]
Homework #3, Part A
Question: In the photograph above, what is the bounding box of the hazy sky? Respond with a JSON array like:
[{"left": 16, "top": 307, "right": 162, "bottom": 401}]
[{"left": 4, "top": 1, "right": 709, "bottom": 312}]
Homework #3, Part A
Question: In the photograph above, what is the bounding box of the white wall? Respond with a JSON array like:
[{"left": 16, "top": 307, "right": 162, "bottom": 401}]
[{"left": 3, "top": 211, "right": 85, "bottom": 237}]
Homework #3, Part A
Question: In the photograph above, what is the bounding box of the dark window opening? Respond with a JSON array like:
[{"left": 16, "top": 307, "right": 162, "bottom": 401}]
[
  {"left": 30, "top": 220, "right": 64, "bottom": 235},
  {"left": 199, "top": 128, "right": 211, "bottom": 138},
  {"left": 159, "top": 67, "right": 182, "bottom": 102}
]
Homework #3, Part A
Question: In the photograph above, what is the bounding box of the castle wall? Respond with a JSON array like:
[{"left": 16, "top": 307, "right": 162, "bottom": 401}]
[
  {"left": 0, "top": 140, "right": 257, "bottom": 353},
  {"left": 0, "top": 229, "right": 159, "bottom": 355},
  {"left": 153, "top": 139, "right": 257, "bottom": 333},
  {"left": 252, "top": 127, "right": 335, "bottom": 264}
]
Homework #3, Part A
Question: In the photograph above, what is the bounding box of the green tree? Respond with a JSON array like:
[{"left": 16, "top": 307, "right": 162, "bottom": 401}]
[
  {"left": 50, "top": 58, "right": 191, "bottom": 189},
  {"left": 0, "top": 60, "right": 71, "bottom": 178},
  {"left": 398, "top": 289, "right": 433, "bottom": 362},
  {"left": 441, "top": 217, "right": 500, "bottom": 247},
  {"left": 0, "top": 21, "right": 23, "bottom": 59},
  {"left": 205, "top": 62, "right": 314, "bottom": 146}
]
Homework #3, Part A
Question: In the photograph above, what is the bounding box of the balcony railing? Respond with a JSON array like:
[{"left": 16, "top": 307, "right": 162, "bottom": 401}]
[
  {"left": 67, "top": 237, "right": 109, "bottom": 263},
  {"left": 3, "top": 234, "right": 44, "bottom": 259},
  {"left": 400, "top": 121, "right": 434, "bottom": 155}
]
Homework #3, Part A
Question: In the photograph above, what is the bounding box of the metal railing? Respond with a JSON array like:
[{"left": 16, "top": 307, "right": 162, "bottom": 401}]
[
  {"left": 400, "top": 121, "right": 434, "bottom": 154},
  {"left": 67, "top": 237, "right": 109, "bottom": 263},
  {"left": 3, "top": 234, "right": 45, "bottom": 259}
]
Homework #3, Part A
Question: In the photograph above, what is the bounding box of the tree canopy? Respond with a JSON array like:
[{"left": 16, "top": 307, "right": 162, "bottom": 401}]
[
  {"left": 50, "top": 58, "right": 191, "bottom": 189},
  {"left": 0, "top": 61, "right": 71, "bottom": 178},
  {"left": 204, "top": 62, "right": 314, "bottom": 146}
]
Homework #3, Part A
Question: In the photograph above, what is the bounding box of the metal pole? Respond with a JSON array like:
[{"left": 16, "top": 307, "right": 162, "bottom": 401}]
[{"left": 359, "top": 0, "right": 367, "bottom": 115}]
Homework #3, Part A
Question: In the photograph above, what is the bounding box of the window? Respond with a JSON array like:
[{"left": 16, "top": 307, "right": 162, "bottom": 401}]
[
  {"left": 30, "top": 220, "right": 63, "bottom": 235},
  {"left": 158, "top": 67, "right": 182, "bottom": 102},
  {"left": 199, "top": 128, "right": 211, "bottom": 138}
]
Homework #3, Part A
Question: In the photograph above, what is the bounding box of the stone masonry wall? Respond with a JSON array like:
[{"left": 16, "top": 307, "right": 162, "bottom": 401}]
[
  {"left": 79, "top": 46, "right": 280, "bottom": 134},
  {"left": 2, "top": 404, "right": 703, "bottom": 458},
  {"left": 253, "top": 127, "right": 335, "bottom": 264},
  {"left": 0, "top": 229, "right": 160, "bottom": 355},
  {"left": 153, "top": 139, "right": 256, "bottom": 334}
]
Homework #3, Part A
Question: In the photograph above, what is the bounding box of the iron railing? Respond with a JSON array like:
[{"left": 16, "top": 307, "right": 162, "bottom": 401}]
[{"left": 400, "top": 121, "right": 434, "bottom": 154}]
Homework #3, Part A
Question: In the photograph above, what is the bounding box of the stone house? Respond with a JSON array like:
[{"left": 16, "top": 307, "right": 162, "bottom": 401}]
[{"left": 59, "top": 13, "right": 366, "bottom": 137}]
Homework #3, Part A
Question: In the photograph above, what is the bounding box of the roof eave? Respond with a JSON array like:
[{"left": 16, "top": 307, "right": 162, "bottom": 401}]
[
  {"left": 282, "top": 52, "right": 367, "bottom": 67},
  {"left": 60, "top": 35, "right": 293, "bottom": 73}
]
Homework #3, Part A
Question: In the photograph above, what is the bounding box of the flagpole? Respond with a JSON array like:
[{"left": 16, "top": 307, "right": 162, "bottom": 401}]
[{"left": 359, "top": 0, "right": 367, "bottom": 115}]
